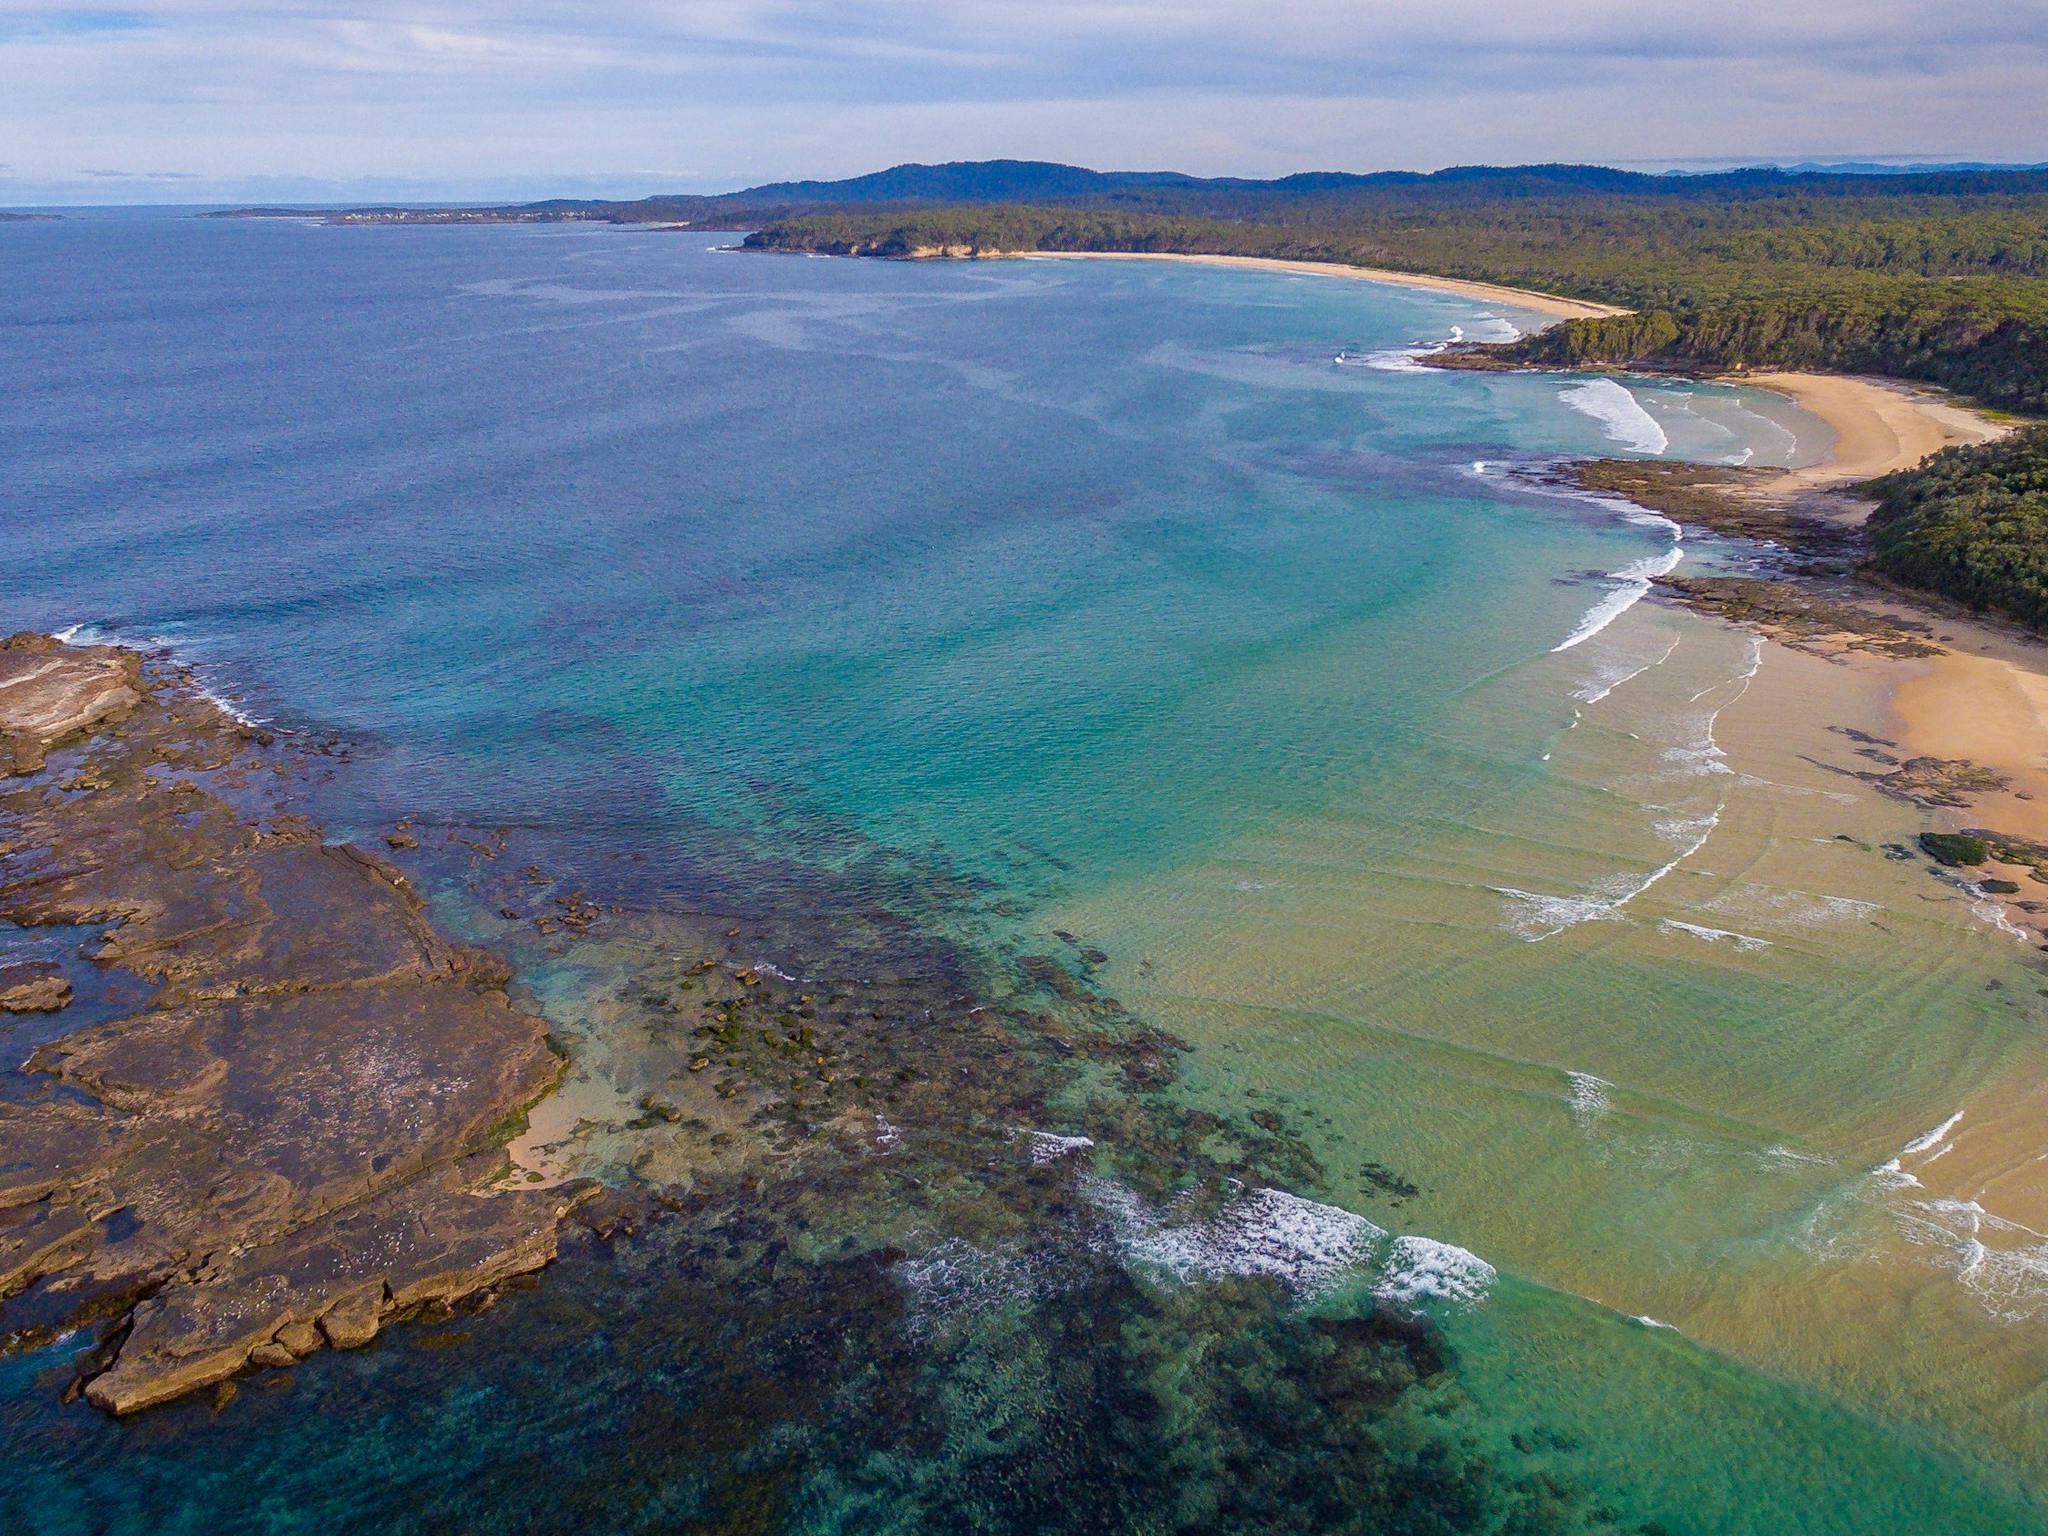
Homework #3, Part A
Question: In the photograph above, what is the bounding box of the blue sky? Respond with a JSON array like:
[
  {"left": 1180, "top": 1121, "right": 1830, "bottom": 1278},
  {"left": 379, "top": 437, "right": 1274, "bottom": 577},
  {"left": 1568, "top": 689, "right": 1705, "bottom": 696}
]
[{"left": 4, "top": 0, "right": 2044, "bottom": 202}]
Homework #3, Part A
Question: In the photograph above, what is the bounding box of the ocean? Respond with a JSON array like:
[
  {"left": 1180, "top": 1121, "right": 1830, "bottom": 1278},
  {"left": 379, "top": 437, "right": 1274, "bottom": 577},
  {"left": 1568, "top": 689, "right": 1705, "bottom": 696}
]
[{"left": 3, "top": 214, "right": 2045, "bottom": 1533}]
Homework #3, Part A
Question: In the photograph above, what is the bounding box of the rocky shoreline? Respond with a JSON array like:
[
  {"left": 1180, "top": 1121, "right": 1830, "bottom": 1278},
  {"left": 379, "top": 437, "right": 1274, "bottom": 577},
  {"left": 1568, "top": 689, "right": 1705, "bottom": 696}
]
[
  {"left": 1541, "top": 459, "right": 2048, "bottom": 944},
  {"left": 0, "top": 633, "right": 591, "bottom": 1414}
]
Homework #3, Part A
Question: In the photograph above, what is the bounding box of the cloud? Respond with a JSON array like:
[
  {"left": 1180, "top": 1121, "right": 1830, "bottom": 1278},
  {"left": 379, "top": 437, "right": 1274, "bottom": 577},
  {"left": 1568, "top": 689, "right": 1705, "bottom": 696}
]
[{"left": 1, "top": 0, "right": 2043, "bottom": 200}]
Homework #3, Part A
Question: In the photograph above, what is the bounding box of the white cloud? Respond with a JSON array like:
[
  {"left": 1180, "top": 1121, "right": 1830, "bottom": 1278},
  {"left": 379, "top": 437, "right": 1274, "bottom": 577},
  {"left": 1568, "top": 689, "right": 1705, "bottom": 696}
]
[{"left": 1, "top": 0, "right": 2043, "bottom": 199}]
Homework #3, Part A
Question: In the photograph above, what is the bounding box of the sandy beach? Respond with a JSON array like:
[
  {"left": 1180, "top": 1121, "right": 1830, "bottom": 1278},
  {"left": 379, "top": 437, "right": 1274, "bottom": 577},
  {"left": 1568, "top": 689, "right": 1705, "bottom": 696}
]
[
  {"left": 1728, "top": 377, "right": 2048, "bottom": 845},
  {"left": 1743, "top": 370, "right": 2013, "bottom": 488},
  {"left": 1019, "top": 250, "right": 1631, "bottom": 321}
]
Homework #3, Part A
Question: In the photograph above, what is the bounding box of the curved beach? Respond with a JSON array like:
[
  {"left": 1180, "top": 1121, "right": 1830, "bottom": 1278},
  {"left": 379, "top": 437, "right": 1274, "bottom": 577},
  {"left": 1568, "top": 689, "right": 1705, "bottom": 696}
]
[{"left": 1019, "top": 249, "right": 1631, "bottom": 320}]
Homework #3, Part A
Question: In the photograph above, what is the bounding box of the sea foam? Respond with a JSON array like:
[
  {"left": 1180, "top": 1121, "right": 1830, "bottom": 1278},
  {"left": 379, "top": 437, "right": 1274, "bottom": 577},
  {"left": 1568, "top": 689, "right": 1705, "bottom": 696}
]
[
  {"left": 1560, "top": 378, "right": 1669, "bottom": 455},
  {"left": 1084, "top": 1176, "right": 1385, "bottom": 1294},
  {"left": 1375, "top": 1236, "right": 1497, "bottom": 1307}
]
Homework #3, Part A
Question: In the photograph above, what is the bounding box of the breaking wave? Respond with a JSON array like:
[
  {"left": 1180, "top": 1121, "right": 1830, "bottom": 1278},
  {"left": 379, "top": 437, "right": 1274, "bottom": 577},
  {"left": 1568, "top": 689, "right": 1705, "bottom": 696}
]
[
  {"left": 1560, "top": 377, "right": 1669, "bottom": 454},
  {"left": 1375, "top": 1237, "right": 1496, "bottom": 1307},
  {"left": 1080, "top": 1177, "right": 1497, "bottom": 1310}
]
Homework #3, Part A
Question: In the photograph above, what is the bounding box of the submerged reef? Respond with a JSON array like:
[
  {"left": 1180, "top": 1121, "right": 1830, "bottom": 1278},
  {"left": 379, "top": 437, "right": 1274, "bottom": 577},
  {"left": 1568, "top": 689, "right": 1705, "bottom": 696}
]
[{"left": 0, "top": 635, "right": 1635, "bottom": 1534}]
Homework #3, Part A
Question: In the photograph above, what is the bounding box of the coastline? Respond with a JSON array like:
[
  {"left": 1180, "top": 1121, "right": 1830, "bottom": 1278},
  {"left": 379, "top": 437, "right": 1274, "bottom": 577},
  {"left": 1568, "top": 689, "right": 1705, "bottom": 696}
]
[
  {"left": 1589, "top": 367, "right": 2048, "bottom": 933},
  {"left": 1015, "top": 249, "right": 1630, "bottom": 322},
  {"left": 1013, "top": 252, "right": 2006, "bottom": 476},
  {"left": 1741, "top": 370, "right": 2014, "bottom": 488},
  {"left": 1020, "top": 245, "right": 2048, "bottom": 931},
  {"left": 1702, "top": 376, "right": 2048, "bottom": 841}
]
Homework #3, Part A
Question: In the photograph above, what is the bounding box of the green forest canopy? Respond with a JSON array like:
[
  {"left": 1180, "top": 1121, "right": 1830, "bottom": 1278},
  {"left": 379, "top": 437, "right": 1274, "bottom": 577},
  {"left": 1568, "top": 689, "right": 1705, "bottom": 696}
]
[{"left": 1869, "top": 426, "right": 2048, "bottom": 631}]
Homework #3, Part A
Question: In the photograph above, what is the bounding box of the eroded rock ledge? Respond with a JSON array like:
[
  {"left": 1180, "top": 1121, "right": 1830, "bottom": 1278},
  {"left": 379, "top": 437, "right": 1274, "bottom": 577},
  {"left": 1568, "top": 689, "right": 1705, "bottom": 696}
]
[{"left": 0, "top": 633, "right": 589, "bottom": 1414}]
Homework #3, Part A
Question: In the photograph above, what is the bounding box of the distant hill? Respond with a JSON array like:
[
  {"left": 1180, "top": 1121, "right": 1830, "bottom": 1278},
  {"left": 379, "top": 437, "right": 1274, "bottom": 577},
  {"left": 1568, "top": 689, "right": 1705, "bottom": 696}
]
[{"left": 208, "top": 158, "right": 2048, "bottom": 229}]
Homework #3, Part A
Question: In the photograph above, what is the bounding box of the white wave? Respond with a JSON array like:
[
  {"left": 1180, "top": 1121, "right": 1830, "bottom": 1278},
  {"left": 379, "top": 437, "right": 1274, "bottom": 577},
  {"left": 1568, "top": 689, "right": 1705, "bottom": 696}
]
[
  {"left": 1375, "top": 1237, "right": 1496, "bottom": 1307},
  {"left": 1084, "top": 1176, "right": 1385, "bottom": 1295},
  {"left": 1342, "top": 345, "right": 1432, "bottom": 373},
  {"left": 1872, "top": 1110, "right": 1965, "bottom": 1190},
  {"left": 190, "top": 683, "right": 267, "bottom": 730},
  {"left": 897, "top": 1237, "right": 1062, "bottom": 1330},
  {"left": 1560, "top": 377, "right": 1669, "bottom": 455},
  {"left": 1084, "top": 1175, "right": 1504, "bottom": 1313},
  {"left": 46, "top": 622, "right": 267, "bottom": 727},
  {"left": 1687, "top": 633, "right": 1765, "bottom": 703},
  {"left": 1567, "top": 1071, "right": 1612, "bottom": 1120},
  {"left": 1759, "top": 1144, "right": 1829, "bottom": 1168},
  {"left": 1337, "top": 316, "right": 1493, "bottom": 374},
  {"left": 1658, "top": 919, "right": 1772, "bottom": 952},
  {"left": 1573, "top": 635, "right": 1681, "bottom": 705},
  {"left": 1968, "top": 891, "right": 2031, "bottom": 942},
  {"left": 1633, "top": 1314, "right": 1680, "bottom": 1330},
  {"left": 1901, "top": 1110, "right": 1967, "bottom": 1159},
  {"left": 1894, "top": 1197, "right": 2048, "bottom": 1322},
  {"left": 1703, "top": 886, "right": 1880, "bottom": 928},
  {"left": 1933, "top": 872, "right": 2034, "bottom": 943},
  {"left": 1022, "top": 1130, "right": 1095, "bottom": 1166},
  {"left": 1491, "top": 884, "right": 1626, "bottom": 940},
  {"left": 1493, "top": 804, "right": 1718, "bottom": 942},
  {"left": 1658, "top": 633, "right": 1764, "bottom": 778},
  {"left": 1551, "top": 545, "right": 1685, "bottom": 653}
]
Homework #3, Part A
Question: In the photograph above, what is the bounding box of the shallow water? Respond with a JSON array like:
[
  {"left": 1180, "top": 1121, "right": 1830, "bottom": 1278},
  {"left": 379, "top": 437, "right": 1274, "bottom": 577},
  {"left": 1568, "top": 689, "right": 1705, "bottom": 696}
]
[{"left": 3, "top": 215, "right": 2045, "bottom": 1533}]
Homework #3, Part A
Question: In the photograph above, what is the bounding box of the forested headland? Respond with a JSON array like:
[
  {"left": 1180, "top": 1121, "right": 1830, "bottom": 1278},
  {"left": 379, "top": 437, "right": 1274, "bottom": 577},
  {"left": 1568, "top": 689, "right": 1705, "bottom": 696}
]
[
  {"left": 735, "top": 165, "right": 2048, "bottom": 414},
  {"left": 1868, "top": 427, "right": 2048, "bottom": 630}
]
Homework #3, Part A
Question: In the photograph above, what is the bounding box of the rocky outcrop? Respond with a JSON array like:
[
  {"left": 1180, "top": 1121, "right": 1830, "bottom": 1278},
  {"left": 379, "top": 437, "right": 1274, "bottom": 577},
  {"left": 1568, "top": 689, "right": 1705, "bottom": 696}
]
[
  {"left": 0, "top": 633, "right": 142, "bottom": 776},
  {"left": 0, "top": 960, "right": 69, "bottom": 1013},
  {"left": 0, "top": 636, "right": 588, "bottom": 1413}
]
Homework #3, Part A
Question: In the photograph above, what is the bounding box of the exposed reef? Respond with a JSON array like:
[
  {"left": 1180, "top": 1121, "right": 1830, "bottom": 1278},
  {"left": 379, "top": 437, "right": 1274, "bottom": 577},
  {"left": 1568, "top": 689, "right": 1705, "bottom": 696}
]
[{"left": 0, "top": 634, "right": 588, "bottom": 1414}]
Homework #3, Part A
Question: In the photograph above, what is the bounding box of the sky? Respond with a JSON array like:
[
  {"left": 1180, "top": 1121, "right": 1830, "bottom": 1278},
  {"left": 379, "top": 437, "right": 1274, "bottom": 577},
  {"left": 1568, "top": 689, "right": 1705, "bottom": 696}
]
[{"left": 4, "top": 0, "right": 2046, "bottom": 203}]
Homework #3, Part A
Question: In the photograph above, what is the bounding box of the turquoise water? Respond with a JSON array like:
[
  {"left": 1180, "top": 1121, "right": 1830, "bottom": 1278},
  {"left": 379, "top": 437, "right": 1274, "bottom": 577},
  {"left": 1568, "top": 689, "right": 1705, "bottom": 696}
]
[{"left": 3, "top": 215, "right": 2045, "bottom": 1533}]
